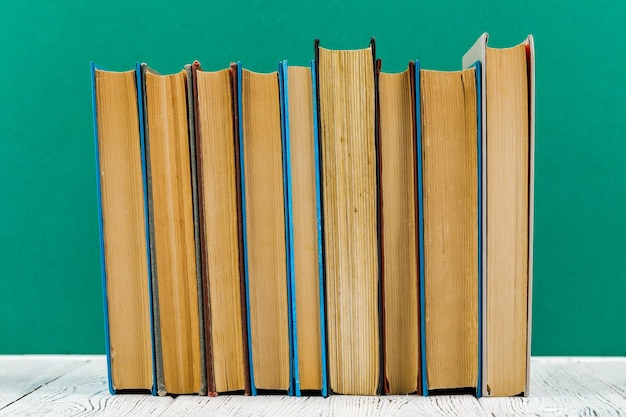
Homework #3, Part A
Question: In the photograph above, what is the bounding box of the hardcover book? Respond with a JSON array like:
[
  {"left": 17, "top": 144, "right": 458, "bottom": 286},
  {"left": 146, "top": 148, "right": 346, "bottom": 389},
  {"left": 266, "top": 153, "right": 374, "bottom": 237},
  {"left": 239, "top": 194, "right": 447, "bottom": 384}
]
[
  {"left": 140, "top": 64, "right": 206, "bottom": 395},
  {"left": 378, "top": 61, "right": 420, "bottom": 395},
  {"left": 191, "top": 62, "right": 251, "bottom": 396},
  {"left": 91, "top": 63, "right": 156, "bottom": 395},
  {"left": 416, "top": 62, "right": 482, "bottom": 396},
  {"left": 462, "top": 33, "right": 535, "bottom": 397},
  {"left": 279, "top": 60, "right": 328, "bottom": 397},
  {"left": 315, "top": 39, "right": 382, "bottom": 395},
  {"left": 235, "top": 62, "right": 292, "bottom": 394}
]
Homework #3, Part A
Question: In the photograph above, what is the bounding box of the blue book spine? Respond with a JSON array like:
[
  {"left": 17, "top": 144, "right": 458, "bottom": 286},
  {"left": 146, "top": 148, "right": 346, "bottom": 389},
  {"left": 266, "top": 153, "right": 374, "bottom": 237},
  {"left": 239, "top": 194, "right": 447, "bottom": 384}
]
[
  {"left": 311, "top": 60, "right": 329, "bottom": 398},
  {"left": 280, "top": 61, "right": 298, "bottom": 396},
  {"left": 90, "top": 61, "right": 115, "bottom": 396},
  {"left": 414, "top": 60, "right": 429, "bottom": 397},
  {"left": 279, "top": 60, "right": 298, "bottom": 396},
  {"left": 236, "top": 62, "right": 257, "bottom": 396}
]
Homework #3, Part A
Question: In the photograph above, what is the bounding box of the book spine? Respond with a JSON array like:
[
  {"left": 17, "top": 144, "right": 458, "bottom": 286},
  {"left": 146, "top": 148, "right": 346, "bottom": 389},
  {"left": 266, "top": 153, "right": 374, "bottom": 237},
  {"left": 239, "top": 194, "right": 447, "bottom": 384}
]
[
  {"left": 90, "top": 62, "right": 116, "bottom": 396},
  {"left": 233, "top": 62, "right": 255, "bottom": 396},
  {"left": 279, "top": 60, "right": 299, "bottom": 397},
  {"left": 311, "top": 59, "right": 329, "bottom": 398}
]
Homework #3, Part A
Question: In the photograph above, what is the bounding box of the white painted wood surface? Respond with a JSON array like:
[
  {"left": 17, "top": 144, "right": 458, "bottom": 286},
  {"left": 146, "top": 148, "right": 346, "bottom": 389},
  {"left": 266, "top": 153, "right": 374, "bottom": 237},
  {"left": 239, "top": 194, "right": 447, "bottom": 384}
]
[{"left": 0, "top": 356, "right": 624, "bottom": 416}]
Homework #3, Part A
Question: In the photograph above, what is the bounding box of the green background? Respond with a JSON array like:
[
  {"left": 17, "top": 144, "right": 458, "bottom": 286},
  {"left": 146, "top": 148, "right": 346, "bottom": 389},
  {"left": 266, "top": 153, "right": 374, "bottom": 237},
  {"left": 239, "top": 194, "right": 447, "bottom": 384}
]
[{"left": 1, "top": 0, "right": 624, "bottom": 355}]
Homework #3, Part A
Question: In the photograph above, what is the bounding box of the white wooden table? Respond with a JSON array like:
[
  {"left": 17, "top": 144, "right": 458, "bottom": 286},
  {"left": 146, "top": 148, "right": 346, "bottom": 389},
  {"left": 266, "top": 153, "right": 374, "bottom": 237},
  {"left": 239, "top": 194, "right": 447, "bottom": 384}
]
[{"left": 0, "top": 356, "right": 624, "bottom": 416}]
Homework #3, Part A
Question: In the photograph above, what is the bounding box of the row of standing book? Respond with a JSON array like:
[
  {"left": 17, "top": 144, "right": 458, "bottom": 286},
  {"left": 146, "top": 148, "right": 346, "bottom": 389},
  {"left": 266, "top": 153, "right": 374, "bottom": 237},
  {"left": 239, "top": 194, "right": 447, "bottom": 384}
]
[{"left": 91, "top": 33, "right": 535, "bottom": 398}]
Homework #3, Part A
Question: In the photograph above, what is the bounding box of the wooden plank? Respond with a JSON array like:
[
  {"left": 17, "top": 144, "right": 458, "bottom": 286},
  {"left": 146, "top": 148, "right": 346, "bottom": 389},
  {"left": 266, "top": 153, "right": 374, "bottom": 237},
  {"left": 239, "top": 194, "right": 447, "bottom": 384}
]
[
  {"left": 0, "top": 356, "right": 174, "bottom": 417},
  {"left": 581, "top": 357, "right": 626, "bottom": 396},
  {"left": 0, "top": 355, "right": 91, "bottom": 409},
  {"left": 478, "top": 357, "right": 626, "bottom": 416},
  {"left": 2, "top": 356, "right": 626, "bottom": 416},
  {"left": 158, "top": 394, "right": 486, "bottom": 417}
]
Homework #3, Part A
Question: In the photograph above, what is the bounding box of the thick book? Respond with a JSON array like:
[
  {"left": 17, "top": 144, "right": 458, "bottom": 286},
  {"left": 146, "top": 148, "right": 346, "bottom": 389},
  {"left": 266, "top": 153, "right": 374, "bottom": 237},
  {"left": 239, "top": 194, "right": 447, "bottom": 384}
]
[
  {"left": 139, "top": 64, "right": 206, "bottom": 395},
  {"left": 378, "top": 62, "right": 420, "bottom": 395},
  {"left": 235, "top": 62, "right": 293, "bottom": 395},
  {"left": 190, "top": 62, "right": 251, "bottom": 396},
  {"left": 91, "top": 63, "right": 156, "bottom": 395},
  {"left": 462, "top": 33, "right": 535, "bottom": 397},
  {"left": 416, "top": 62, "right": 482, "bottom": 396},
  {"left": 315, "top": 39, "right": 382, "bottom": 396},
  {"left": 279, "top": 60, "right": 328, "bottom": 397}
]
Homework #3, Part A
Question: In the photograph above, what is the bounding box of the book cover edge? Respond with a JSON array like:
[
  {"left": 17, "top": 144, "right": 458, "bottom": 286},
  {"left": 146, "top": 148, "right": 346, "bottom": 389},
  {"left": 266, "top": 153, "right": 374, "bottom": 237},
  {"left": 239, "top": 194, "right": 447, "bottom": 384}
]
[
  {"left": 90, "top": 61, "right": 116, "bottom": 396},
  {"left": 191, "top": 62, "right": 216, "bottom": 396},
  {"left": 230, "top": 62, "right": 253, "bottom": 396},
  {"left": 473, "top": 60, "right": 484, "bottom": 399},
  {"left": 135, "top": 63, "right": 159, "bottom": 397},
  {"left": 279, "top": 60, "right": 299, "bottom": 397},
  {"left": 311, "top": 59, "right": 329, "bottom": 398},
  {"left": 236, "top": 62, "right": 258, "bottom": 396},
  {"left": 371, "top": 37, "right": 385, "bottom": 398},
  {"left": 462, "top": 34, "right": 488, "bottom": 397},
  {"left": 525, "top": 34, "right": 535, "bottom": 398},
  {"left": 408, "top": 60, "right": 422, "bottom": 397},
  {"left": 414, "top": 60, "right": 429, "bottom": 397},
  {"left": 185, "top": 63, "right": 208, "bottom": 396},
  {"left": 140, "top": 63, "right": 166, "bottom": 396}
]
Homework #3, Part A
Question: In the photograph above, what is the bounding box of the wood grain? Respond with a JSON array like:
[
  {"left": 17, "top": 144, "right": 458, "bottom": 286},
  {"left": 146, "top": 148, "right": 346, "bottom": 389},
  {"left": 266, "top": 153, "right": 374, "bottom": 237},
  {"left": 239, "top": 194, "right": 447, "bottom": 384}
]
[
  {"left": 0, "top": 356, "right": 91, "bottom": 409},
  {"left": 0, "top": 357, "right": 174, "bottom": 416},
  {"left": 1, "top": 356, "right": 625, "bottom": 416},
  {"left": 479, "top": 357, "right": 626, "bottom": 416}
]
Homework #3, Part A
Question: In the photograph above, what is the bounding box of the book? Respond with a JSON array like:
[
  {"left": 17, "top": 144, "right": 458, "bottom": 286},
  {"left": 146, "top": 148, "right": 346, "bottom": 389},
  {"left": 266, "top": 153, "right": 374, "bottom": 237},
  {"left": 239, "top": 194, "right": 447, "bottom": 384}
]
[
  {"left": 140, "top": 65, "right": 205, "bottom": 395},
  {"left": 416, "top": 63, "right": 481, "bottom": 395},
  {"left": 279, "top": 60, "right": 328, "bottom": 396},
  {"left": 91, "top": 63, "right": 155, "bottom": 394},
  {"left": 463, "top": 33, "right": 535, "bottom": 397},
  {"left": 191, "top": 62, "right": 251, "bottom": 396},
  {"left": 315, "top": 39, "right": 382, "bottom": 395},
  {"left": 236, "top": 62, "right": 292, "bottom": 394},
  {"left": 378, "top": 62, "right": 420, "bottom": 395}
]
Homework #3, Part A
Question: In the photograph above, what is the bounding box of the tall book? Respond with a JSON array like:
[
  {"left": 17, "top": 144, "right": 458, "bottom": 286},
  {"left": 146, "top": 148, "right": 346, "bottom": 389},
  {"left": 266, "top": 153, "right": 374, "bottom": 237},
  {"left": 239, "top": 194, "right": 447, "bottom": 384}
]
[
  {"left": 315, "top": 39, "right": 382, "bottom": 395},
  {"left": 279, "top": 60, "right": 328, "bottom": 397},
  {"left": 416, "top": 62, "right": 481, "bottom": 396},
  {"left": 236, "top": 62, "right": 292, "bottom": 394},
  {"left": 140, "top": 65, "right": 206, "bottom": 395},
  {"left": 191, "top": 62, "right": 251, "bottom": 396},
  {"left": 91, "top": 63, "right": 155, "bottom": 394},
  {"left": 463, "top": 33, "right": 535, "bottom": 397},
  {"left": 378, "top": 62, "right": 420, "bottom": 395}
]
